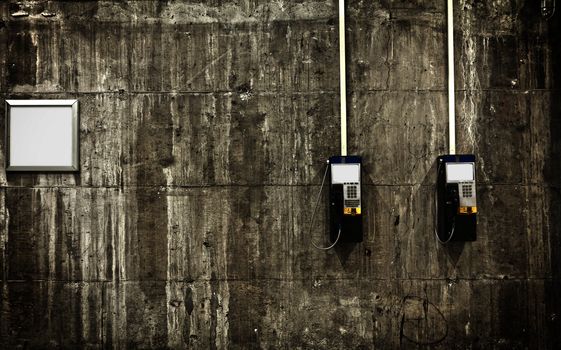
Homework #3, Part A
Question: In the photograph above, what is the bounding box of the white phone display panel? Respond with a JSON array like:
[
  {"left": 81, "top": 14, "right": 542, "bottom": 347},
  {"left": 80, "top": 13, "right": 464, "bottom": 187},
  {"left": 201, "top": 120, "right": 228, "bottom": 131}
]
[
  {"left": 445, "top": 163, "right": 474, "bottom": 182},
  {"left": 331, "top": 163, "right": 360, "bottom": 184}
]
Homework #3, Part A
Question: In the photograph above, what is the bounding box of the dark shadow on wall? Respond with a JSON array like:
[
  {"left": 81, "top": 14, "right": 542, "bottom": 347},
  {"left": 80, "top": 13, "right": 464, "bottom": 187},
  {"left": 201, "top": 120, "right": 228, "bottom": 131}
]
[
  {"left": 545, "top": 5, "right": 561, "bottom": 348},
  {"left": 422, "top": 159, "right": 466, "bottom": 268},
  {"left": 334, "top": 242, "right": 358, "bottom": 265}
]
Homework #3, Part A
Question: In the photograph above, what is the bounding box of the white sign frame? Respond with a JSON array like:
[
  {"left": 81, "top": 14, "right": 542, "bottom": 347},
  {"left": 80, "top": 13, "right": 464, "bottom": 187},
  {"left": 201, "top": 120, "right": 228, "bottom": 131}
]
[{"left": 5, "top": 100, "right": 79, "bottom": 171}]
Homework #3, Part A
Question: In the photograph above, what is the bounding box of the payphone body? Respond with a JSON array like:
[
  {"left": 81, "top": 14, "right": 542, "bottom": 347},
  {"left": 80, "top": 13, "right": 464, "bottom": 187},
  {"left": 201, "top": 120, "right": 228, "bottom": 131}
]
[
  {"left": 329, "top": 156, "right": 363, "bottom": 243},
  {"left": 436, "top": 154, "right": 477, "bottom": 242}
]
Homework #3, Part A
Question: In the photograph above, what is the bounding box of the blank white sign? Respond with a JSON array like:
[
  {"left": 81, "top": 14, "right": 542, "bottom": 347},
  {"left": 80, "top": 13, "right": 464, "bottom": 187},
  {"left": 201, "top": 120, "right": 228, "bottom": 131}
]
[
  {"left": 7, "top": 100, "right": 78, "bottom": 171},
  {"left": 446, "top": 162, "right": 474, "bottom": 182},
  {"left": 331, "top": 163, "right": 360, "bottom": 184}
]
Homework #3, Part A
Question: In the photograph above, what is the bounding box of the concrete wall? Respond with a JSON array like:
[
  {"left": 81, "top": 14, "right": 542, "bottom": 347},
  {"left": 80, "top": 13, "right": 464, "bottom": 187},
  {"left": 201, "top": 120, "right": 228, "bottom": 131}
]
[{"left": 1, "top": 0, "right": 560, "bottom": 348}]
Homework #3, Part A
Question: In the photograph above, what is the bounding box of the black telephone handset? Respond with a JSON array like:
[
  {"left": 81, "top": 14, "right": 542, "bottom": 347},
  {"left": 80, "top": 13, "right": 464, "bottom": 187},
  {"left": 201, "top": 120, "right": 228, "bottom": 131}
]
[
  {"left": 329, "top": 183, "right": 344, "bottom": 241},
  {"left": 445, "top": 184, "right": 459, "bottom": 217}
]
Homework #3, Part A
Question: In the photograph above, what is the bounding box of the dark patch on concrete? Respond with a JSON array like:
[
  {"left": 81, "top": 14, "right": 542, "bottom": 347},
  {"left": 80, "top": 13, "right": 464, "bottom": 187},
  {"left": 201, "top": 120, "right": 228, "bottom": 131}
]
[
  {"left": 184, "top": 94, "right": 216, "bottom": 185},
  {"left": 487, "top": 36, "right": 520, "bottom": 88},
  {"left": 185, "top": 286, "right": 194, "bottom": 316},
  {"left": 134, "top": 189, "right": 169, "bottom": 281},
  {"left": 235, "top": 82, "right": 252, "bottom": 94},
  {"left": 210, "top": 272, "right": 219, "bottom": 350},
  {"left": 229, "top": 94, "right": 267, "bottom": 184},
  {"left": 545, "top": 8, "right": 561, "bottom": 347},
  {"left": 306, "top": 94, "right": 339, "bottom": 163},
  {"left": 130, "top": 94, "right": 171, "bottom": 346},
  {"left": 54, "top": 190, "right": 64, "bottom": 280},
  {"left": 2, "top": 282, "right": 86, "bottom": 348},
  {"left": 476, "top": 92, "right": 529, "bottom": 183},
  {"left": 125, "top": 282, "right": 168, "bottom": 348},
  {"left": 6, "top": 189, "right": 34, "bottom": 280},
  {"left": 227, "top": 282, "right": 266, "bottom": 347},
  {"left": 105, "top": 199, "right": 114, "bottom": 280},
  {"left": 133, "top": 96, "right": 174, "bottom": 185},
  {"left": 7, "top": 32, "right": 36, "bottom": 88},
  {"left": 269, "top": 22, "right": 291, "bottom": 67},
  {"left": 496, "top": 282, "right": 530, "bottom": 347}
]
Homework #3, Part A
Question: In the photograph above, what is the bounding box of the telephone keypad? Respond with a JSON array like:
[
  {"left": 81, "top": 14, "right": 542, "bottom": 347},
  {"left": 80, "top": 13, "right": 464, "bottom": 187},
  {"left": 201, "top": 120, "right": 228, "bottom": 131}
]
[
  {"left": 344, "top": 183, "right": 360, "bottom": 208},
  {"left": 347, "top": 186, "right": 358, "bottom": 199},
  {"left": 461, "top": 183, "right": 473, "bottom": 198}
]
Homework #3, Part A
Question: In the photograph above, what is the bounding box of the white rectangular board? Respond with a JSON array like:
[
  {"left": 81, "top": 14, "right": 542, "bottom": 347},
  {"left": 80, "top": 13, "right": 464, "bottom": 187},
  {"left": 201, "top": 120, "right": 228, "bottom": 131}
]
[{"left": 6, "top": 100, "right": 79, "bottom": 171}]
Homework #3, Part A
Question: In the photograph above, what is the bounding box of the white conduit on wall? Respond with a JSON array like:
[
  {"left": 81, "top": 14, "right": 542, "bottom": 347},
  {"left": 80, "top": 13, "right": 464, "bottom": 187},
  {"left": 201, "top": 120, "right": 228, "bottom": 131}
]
[
  {"left": 339, "top": 0, "right": 347, "bottom": 156},
  {"left": 447, "top": 0, "right": 456, "bottom": 155}
]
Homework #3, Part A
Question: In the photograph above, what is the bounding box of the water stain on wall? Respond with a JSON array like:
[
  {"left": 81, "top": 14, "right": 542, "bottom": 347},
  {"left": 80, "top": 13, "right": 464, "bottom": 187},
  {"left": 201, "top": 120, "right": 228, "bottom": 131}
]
[{"left": 0, "top": 0, "right": 560, "bottom": 348}]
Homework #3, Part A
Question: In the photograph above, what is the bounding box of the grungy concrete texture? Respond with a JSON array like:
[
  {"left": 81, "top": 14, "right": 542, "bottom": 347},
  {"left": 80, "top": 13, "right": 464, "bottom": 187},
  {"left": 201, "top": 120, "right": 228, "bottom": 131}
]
[{"left": 1, "top": 0, "right": 560, "bottom": 349}]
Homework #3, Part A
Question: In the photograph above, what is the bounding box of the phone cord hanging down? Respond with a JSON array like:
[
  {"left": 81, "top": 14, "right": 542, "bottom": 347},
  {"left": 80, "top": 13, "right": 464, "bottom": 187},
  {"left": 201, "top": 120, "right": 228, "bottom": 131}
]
[{"left": 310, "top": 162, "right": 342, "bottom": 250}]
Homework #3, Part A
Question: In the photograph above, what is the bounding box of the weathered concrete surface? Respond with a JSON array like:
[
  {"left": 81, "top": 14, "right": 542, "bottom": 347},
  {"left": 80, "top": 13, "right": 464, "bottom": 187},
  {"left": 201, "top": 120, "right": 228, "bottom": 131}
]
[{"left": 1, "top": 0, "right": 560, "bottom": 348}]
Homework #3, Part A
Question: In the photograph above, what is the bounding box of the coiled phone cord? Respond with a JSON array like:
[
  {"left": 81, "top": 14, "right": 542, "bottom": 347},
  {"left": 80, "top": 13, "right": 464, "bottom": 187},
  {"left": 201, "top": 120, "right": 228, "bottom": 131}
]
[
  {"left": 310, "top": 162, "right": 342, "bottom": 250},
  {"left": 434, "top": 160, "right": 456, "bottom": 244}
]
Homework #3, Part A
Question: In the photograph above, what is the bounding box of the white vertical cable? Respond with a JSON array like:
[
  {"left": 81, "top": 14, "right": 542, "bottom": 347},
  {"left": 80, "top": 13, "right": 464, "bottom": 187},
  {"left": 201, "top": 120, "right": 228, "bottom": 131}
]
[
  {"left": 339, "top": 0, "right": 347, "bottom": 156},
  {"left": 447, "top": 0, "right": 456, "bottom": 155}
]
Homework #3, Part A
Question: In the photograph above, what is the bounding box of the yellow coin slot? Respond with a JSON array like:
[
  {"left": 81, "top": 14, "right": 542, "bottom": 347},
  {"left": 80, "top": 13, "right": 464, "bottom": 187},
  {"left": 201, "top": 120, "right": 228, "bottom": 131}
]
[
  {"left": 343, "top": 207, "right": 361, "bottom": 216},
  {"left": 458, "top": 206, "right": 477, "bottom": 215}
]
